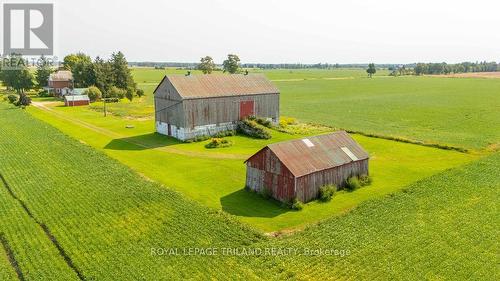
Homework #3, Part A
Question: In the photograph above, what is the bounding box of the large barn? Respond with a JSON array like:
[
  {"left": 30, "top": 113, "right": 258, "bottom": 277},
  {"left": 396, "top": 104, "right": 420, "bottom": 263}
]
[
  {"left": 245, "top": 131, "right": 369, "bottom": 203},
  {"left": 153, "top": 74, "right": 280, "bottom": 140}
]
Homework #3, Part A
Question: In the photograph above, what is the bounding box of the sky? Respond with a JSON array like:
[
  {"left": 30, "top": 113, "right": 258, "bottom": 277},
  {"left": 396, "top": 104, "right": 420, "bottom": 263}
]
[{"left": 3, "top": 0, "right": 500, "bottom": 64}]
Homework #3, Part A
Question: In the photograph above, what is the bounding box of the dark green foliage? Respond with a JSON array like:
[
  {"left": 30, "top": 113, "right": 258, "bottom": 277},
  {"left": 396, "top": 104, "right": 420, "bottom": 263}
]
[
  {"left": 318, "top": 185, "right": 337, "bottom": 202},
  {"left": 213, "top": 130, "right": 236, "bottom": 138},
  {"left": 222, "top": 54, "right": 241, "bottom": 74},
  {"left": 291, "top": 198, "right": 304, "bottom": 211},
  {"left": 84, "top": 86, "right": 102, "bottom": 102},
  {"left": 248, "top": 116, "right": 273, "bottom": 128},
  {"left": 108, "top": 86, "right": 126, "bottom": 99},
  {"left": 198, "top": 56, "right": 216, "bottom": 74},
  {"left": 14, "top": 93, "right": 31, "bottom": 107},
  {"left": 366, "top": 63, "right": 376, "bottom": 78},
  {"left": 7, "top": 94, "right": 17, "bottom": 104},
  {"left": 237, "top": 119, "right": 271, "bottom": 139},
  {"left": 63, "top": 53, "right": 95, "bottom": 88},
  {"left": 0, "top": 54, "right": 34, "bottom": 93},
  {"left": 259, "top": 187, "right": 273, "bottom": 200},
  {"left": 136, "top": 89, "right": 144, "bottom": 97},
  {"left": 37, "top": 90, "right": 51, "bottom": 97},
  {"left": 205, "top": 138, "right": 233, "bottom": 149},
  {"left": 345, "top": 177, "right": 361, "bottom": 191},
  {"left": 359, "top": 175, "right": 373, "bottom": 186},
  {"left": 125, "top": 88, "right": 134, "bottom": 102},
  {"left": 35, "top": 55, "right": 54, "bottom": 88}
]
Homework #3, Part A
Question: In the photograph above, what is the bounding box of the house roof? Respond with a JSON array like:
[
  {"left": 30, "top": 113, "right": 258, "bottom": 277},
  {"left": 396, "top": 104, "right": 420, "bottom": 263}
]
[
  {"left": 49, "top": 70, "right": 73, "bottom": 81},
  {"left": 247, "top": 131, "right": 369, "bottom": 177},
  {"left": 64, "top": 95, "right": 89, "bottom": 102},
  {"left": 155, "top": 74, "right": 279, "bottom": 99}
]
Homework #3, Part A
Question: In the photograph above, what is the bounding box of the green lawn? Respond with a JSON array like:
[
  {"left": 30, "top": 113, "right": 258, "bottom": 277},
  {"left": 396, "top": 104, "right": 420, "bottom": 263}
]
[{"left": 27, "top": 102, "right": 477, "bottom": 232}]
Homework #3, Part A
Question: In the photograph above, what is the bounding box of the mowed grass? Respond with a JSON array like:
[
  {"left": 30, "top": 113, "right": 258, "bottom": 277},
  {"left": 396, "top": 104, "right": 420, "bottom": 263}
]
[{"left": 27, "top": 102, "right": 477, "bottom": 232}]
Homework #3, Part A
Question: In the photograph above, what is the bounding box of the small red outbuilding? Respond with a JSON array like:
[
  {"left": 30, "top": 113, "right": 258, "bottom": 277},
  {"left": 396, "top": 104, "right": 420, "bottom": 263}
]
[
  {"left": 64, "top": 95, "right": 90, "bottom": 107},
  {"left": 245, "top": 131, "right": 369, "bottom": 203}
]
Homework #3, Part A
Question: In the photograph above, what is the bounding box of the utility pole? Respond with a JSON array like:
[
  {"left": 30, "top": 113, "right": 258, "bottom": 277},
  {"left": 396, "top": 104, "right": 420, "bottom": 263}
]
[{"left": 103, "top": 98, "right": 107, "bottom": 117}]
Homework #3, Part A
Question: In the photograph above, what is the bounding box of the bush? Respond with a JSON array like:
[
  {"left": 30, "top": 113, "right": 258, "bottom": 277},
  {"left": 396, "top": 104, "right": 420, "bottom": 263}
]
[
  {"left": 205, "top": 138, "right": 233, "bottom": 149},
  {"left": 318, "top": 185, "right": 337, "bottom": 202},
  {"left": 291, "top": 198, "right": 304, "bottom": 211},
  {"left": 7, "top": 94, "right": 17, "bottom": 104},
  {"left": 37, "top": 90, "right": 51, "bottom": 97},
  {"left": 136, "top": 89, "right": 145, "bottom": 97},
  {"left": 248, "top": 116, "right": 272, "bottom": 128},
  {"left": 237, "top": 119, "right": 271, "bottom": 139},
  {"left": 259, "top": 187, "right": 272, "bottom": 200},
  {"left": 125, "top": 88, "right": 134, "bottom": 102},
  {"left": 108, "top": 86, "right": 126, "bottom": 99},
  {"left": 345, "top": 176, "right": 361, "bottom": 191},
  {"left": 213, "top": 130, "right": 236, "bottom": 138},
  {"left": 84, "top": 86, "right": 102, "bottom": 103},
  {"left": 359, "top": 175, "right": 373, "bottom": 186}
]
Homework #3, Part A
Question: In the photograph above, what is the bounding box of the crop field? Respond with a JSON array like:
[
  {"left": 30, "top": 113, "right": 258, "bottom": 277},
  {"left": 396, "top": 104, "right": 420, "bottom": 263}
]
[{"left": 0, "top": 103, "right": 497, "bottom": 280}]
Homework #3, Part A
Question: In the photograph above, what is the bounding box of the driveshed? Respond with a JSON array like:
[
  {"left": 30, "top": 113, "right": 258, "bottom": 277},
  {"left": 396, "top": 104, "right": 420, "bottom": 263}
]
[{"left": 245, "top": 131, "right": 369, "bottom": 203}]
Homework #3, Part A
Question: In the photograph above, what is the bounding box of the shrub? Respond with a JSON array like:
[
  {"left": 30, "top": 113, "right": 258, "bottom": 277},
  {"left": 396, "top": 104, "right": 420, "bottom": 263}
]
[
  {"left": 248, "top": 116, "right": 273, "bottom": 128},
  {"left": 7, "top": 94, "right": 17, "bottom": 104},
  {"left": 291, "top": 198, "right": 304, "bottom": 211},
  {"left": 213, "top": 130, "right": 236, "bottom": 138},
  {"left": 108, "top": 86, "right": 126, "bottom": 99},
  {"left": 318, "top": 185, "right": 337, "bottom": 202},
  {"left": 237, "top": 119, "right": 271, "bottom": 139},
  {"left": 259, "top": 187, "right": 272, "bottom": 200},
  {"left": 85, "top": 86, "right": 102, "bottom": 103},
  {"left": 37, "top": 90, "right": 51, "bottom": 97},
  {"left": 125, "top": 88, "right": 134, "bottom": 102},
  {"left": 359, "top": 175, "right": 373, "bottom": 186},
  {"left": 136, "top": 89, "right": 145, "bottom": 97},
  {"left": 280, "top": 117, "right": 297, "bottom": 127},
  {"left": 205, "top": 138, "right": 233, "bottom": 149},
  {"left": 345, "top": 176, "right": 361, "bottom": 191}
]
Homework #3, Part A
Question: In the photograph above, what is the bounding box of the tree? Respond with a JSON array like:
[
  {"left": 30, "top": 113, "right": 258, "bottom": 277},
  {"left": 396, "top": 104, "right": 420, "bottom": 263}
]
[
  {"left": 93, "top": 56, "right": 114, "bottom": 95},
  {"left": 125, "top": 87, "right": 134, "bottom": 102},
  {"left": 108, "top": 86, "right": 126, "bottom": 99},
  {"left": 366, "top": 63, "right": 376, "bottom": 78},
  {"left": 84, "top": 86, "right": 102, "bottom": 102},
  {"left": 63, "top": 53, "right": 95, "bottom": 87},
  {"left": 0, "top": 54, "right": 34, "bottom": 93},
  {"left": 35, "top": 55, "right": 54, "bottom": 88},
  {"left": 222, "top": 54, "right": 241, "bottom": 74},
  {"left": 136, "top": 89, "right": 145, "bottom": 97},
  {"left": 110, "top": 51, "right": 135, "bottom": 90},
  {"left": 198, "top": 56, "right": 216, "bottom": 74}
]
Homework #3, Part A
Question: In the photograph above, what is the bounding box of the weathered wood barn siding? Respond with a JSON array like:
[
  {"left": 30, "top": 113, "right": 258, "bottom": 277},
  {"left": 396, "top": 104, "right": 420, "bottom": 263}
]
[
  {"left": 154, "top": 74, "right": 280, "bottom": 140},
  {"left": 183, "top": 94, "right": 279, "bottom": 128},
  {"left": 245, "top": 131, "right": 370, "bottom": 203},
  {"left": 295, "top": 159, "right": 369, "bottom": 202},
  {"left": 245, "top": 148, "right": 295, "bottom": 202}
]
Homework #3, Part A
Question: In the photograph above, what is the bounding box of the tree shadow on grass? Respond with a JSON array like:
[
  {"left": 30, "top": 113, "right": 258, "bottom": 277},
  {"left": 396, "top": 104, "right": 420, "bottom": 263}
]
[
  {"left": 220, "top": 188, "right": 291, "bottom": 218},
  {"left": 104, "top": 133, "right": 182, "bottom": 150}
]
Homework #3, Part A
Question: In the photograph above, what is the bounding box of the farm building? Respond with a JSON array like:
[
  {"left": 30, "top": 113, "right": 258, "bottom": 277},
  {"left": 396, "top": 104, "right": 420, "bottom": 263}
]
[
  {"left": 47, "top": 70, "right": 73, "bottom": 97},
  {"left": 245, "top": 131, "right": 369, "bottom": 203},
  {"left": 153, "top": 74, "right": 280, "bottom": 140},
  {"left": 64, "top": 95, "right": 90, "bottom": 107}
]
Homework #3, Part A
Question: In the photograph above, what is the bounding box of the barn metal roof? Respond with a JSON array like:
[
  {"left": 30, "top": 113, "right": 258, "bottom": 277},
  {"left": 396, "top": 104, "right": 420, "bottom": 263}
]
[
  {"left": 64, "top": 95, "right": 89, "bottom": 102},
  {"left": 252, "top": 131, "right": 369, "bottom": 177},
  {"left": 156, "top": 74, "right": 279, "bottom": 99},
  {"left": 49, "top": 70, "right": 73, "bottom": 81}
]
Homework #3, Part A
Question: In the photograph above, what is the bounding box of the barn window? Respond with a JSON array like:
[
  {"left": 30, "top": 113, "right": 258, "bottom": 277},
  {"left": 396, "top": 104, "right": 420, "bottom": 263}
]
[
  {"left": 302, "top": 139, "right": 314, "bottom": 147},
  {"left": 341, "top": 147, "right": 358, "bottom": 161}
]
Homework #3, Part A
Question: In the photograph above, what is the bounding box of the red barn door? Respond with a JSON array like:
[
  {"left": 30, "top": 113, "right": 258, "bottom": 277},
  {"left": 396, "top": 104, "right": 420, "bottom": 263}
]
[{"left": 239, "top": 100, "right": 255, "bottom": 119}]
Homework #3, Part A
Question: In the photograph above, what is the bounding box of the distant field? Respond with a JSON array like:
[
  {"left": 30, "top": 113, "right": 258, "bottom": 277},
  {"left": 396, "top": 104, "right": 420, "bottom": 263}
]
[
  {"left": 0, "top": 103, "right": 497, "bottom": 280},
  {"left": 430, "top": 72, "right": 500, "bottom": 79},
  {"left": 120, "top": 68, "right": 500, "bottom": 150}
]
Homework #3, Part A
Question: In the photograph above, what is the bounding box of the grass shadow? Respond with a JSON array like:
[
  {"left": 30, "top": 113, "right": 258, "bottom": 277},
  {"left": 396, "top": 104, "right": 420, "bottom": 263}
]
[
  {"left": 105, "top": 133, "right": 182, "bottom": 151},
  {"left": 220, "top": 188, "right": 291, "bottom": 218}
]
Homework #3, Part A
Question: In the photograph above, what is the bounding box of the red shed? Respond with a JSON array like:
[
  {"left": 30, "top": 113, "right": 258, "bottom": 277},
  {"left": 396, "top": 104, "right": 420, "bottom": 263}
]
[
  {"left": 245, "top": 131, "right": 369, "bottom": 203},
  {"left": 64, "top": 95, "right": 90, "bottom": 107}
]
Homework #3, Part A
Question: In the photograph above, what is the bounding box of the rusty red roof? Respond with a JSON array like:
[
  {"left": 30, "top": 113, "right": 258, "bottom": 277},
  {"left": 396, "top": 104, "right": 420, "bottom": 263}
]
[
  {"left": 249, "top": 131, "right": 369, "bottom": 177},
  {"left": 157, "top": 74, "right": 279, "bottom": 99}
]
